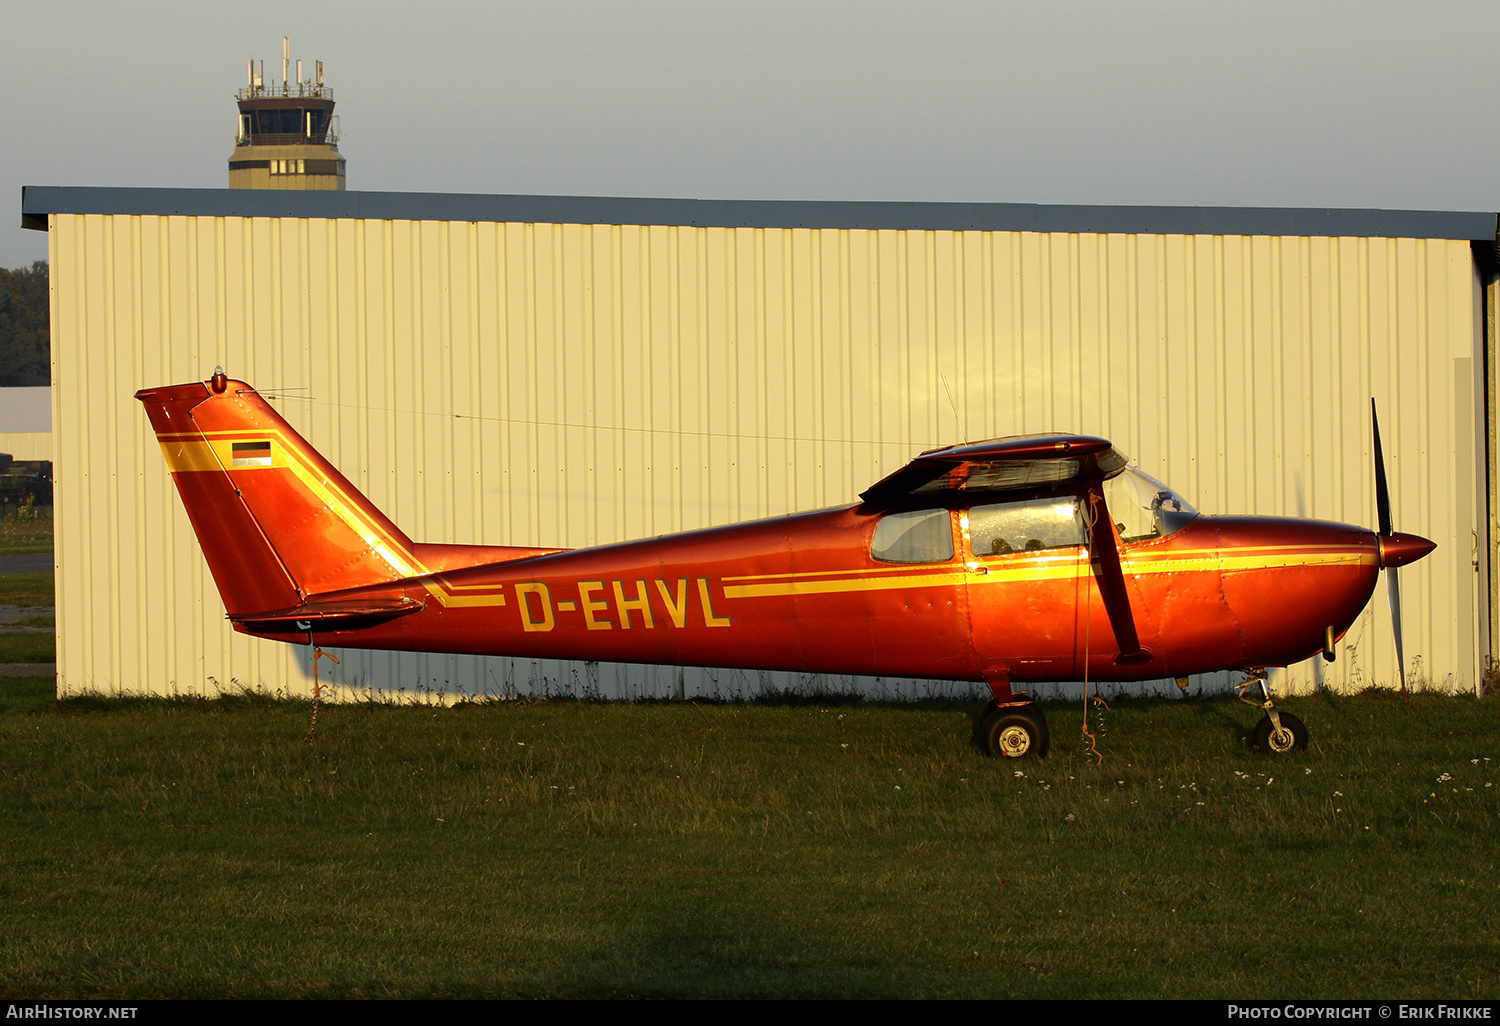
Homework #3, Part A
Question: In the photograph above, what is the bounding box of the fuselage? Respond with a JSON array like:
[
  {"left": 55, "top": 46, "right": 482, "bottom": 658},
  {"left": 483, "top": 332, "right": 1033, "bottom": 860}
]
[
  {"left": 251, "top": 503, "right": 1384, "bottom": 684},
  {"left": 137, "top": 376, "right": 1411, "bottom": 691}
]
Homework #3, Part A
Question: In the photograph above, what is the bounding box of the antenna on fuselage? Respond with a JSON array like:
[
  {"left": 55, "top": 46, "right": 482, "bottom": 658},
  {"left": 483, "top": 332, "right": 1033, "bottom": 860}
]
[{"left": 939, "top": 374, "right": 965, "bottom": 443}]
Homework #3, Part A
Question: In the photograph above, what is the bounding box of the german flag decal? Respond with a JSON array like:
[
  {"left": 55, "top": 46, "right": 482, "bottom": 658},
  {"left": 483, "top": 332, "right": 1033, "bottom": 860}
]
[{"left": 231, "top": 440, "right": 273, "bottom": 468}]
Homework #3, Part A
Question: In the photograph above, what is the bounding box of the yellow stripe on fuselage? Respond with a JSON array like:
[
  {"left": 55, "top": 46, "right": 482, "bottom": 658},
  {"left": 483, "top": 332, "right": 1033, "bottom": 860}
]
[
  {"left": 720, "top": 545, "right": 1373, "bottom": 600},
  {"left": 1216, "top": 549, "right": 1373, "bottom": 572},
  {"left": 418, "top": 578, "right": 508, "bottom": 607},
  {"left": 723, "top": 570, "right": 973, "bottom": 599}
]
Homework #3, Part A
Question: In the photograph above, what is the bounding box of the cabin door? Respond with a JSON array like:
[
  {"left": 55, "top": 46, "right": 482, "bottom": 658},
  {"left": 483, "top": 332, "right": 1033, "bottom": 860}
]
[{"left": 962, "top": 496, "right": 1087, "bottom": 680}]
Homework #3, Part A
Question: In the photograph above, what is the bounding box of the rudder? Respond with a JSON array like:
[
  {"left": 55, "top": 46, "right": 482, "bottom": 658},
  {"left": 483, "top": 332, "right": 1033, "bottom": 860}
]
[{"left": 136, "top": 373, "right": 422, "bottom": 617}]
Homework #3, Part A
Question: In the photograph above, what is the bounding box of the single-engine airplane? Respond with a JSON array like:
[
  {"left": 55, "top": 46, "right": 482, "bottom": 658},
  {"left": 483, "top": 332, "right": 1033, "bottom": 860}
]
[{"left": 137, "top": 370, "right": 1435, "bottom": 758}]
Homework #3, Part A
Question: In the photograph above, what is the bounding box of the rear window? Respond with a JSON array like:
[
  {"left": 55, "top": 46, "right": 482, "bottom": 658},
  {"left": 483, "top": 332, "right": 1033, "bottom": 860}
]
[{"left": 872, "top": 509, "right": 955, "bottom": 564}]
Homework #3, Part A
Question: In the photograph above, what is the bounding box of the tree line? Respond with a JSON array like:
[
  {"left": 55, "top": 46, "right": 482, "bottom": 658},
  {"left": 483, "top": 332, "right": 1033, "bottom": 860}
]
[{"left": 0, "top": 261, "right": 49, "bottom": 387}]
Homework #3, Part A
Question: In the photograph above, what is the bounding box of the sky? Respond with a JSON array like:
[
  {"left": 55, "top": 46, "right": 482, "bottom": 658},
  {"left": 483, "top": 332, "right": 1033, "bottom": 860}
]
[{"left": 4, "top": 0, "right": 1499, "bottom": 268}]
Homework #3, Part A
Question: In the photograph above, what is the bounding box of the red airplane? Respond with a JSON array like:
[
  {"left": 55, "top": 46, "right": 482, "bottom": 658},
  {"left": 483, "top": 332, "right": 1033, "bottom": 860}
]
[{"left": 136, "top": 371, "right": 1435, "bottom": 758}]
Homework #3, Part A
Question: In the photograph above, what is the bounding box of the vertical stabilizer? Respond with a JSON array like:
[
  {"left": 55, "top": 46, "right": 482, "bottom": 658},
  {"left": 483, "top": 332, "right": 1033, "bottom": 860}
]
[{"left": 136, "top": 375, "right": 422, "bottom": 616}]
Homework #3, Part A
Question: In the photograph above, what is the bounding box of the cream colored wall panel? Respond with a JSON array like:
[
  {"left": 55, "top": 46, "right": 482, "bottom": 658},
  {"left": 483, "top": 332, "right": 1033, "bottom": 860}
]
[
  {"left": 46, "top": 211, "right": 1486, "bottom": 700},
  {"left": 0, "top": 433, "right": 52, "bottom": 462}
]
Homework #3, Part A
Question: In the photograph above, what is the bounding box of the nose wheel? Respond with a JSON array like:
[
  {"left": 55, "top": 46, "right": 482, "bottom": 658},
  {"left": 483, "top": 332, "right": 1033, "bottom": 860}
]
[
  {"left": 979, "top": 702, "right": 1050, "bottom": 758},
  {"left": 1238, "top": 670, "right": 1309, "bottom": 753},
  {"left": 1251, "top": 711, "right": 1309, "bottom": 753}
]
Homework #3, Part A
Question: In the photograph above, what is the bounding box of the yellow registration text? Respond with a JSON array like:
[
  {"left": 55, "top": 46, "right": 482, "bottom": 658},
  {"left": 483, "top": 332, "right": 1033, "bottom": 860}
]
[{"left": 513, "top": 577, "right": 732, "bottom": 632}]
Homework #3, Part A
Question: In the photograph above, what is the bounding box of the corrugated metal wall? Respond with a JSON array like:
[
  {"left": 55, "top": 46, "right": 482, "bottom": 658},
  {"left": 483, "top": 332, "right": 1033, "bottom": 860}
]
[
  {"left": 0, "top": 433, "right": 52, "bottom": 462},
  {"left": 47, "top": 214, "right": 1484, "bottom": 698}
]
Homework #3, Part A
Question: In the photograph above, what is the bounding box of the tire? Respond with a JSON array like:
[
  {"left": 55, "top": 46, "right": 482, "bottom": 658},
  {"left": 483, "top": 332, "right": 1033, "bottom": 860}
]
[
  {"left": 980, "top": 704, "right": 1049, "bottom": 759},
  {"left": 1250, "top": 712, "right": 1308, "bottom": 753}
]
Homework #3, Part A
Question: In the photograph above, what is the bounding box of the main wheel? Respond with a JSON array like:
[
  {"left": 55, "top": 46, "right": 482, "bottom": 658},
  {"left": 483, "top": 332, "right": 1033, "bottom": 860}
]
[
  {"left": 1250, "top": 712, "right": 1308, "bottom": 753},
  {"left": 980, "top": 704, "right": 1049, "bottom": 759}
]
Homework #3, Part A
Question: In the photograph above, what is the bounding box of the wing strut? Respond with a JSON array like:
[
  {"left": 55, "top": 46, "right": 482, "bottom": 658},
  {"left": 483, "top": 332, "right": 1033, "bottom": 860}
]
[{"left": 1085, "top": 485, "right": 1151, "bottom": 665}]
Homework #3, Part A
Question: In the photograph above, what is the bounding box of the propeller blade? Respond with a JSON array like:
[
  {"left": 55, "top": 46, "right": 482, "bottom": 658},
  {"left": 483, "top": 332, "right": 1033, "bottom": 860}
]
[
  {"left": 1372, "top": 397, "right": 1414, "bottom": 701},
  {"left": 1371, "top": 398, "right": 1392, "bottom": 538},
  {"left": 1387, "top": 570, "right": 1407, "bottom": 700}
]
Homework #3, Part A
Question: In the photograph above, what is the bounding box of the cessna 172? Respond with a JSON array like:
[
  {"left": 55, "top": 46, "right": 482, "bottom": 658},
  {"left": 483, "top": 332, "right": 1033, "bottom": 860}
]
[{"left": 137, "top": 371, "right": 1435, "bottom": 758}]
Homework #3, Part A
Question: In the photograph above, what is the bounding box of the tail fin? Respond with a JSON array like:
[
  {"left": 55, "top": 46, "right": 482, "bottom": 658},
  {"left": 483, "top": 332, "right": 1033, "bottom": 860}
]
[{"left": 137, "top": 375, "right": 424, "bottom": 617}]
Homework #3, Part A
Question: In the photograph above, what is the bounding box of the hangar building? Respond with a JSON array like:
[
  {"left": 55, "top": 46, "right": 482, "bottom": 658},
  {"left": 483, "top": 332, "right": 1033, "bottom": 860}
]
[
  {"left": 19, "top": 187, "right": 1499, "bottom": 699},
  {"left": 0, "top": 386, "right": 53, "bottom": 462}
]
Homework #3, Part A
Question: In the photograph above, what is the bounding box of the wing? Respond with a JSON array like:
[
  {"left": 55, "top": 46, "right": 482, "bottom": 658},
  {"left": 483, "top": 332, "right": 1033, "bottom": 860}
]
[
  {"left": 860, "top": 433, "right": 1148, "bottom": 664},
  {"left": 858, "top": 434, "right": 1125, "bottom": 511}
]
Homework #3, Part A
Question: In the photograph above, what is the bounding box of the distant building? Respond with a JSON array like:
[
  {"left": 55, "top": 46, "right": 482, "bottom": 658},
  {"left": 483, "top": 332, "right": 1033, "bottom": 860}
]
[
  {"left": 0, "top": 385, "right": 52, "bottom": 462},
  {"left": 228, "top": 38, "right": 344, "bottom": 190},
  {"left": 0, "top": 385, "right": 53, "bottom": 511}
]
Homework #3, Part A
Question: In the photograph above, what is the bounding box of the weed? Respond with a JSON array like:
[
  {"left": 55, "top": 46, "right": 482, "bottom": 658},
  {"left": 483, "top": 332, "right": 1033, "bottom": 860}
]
[{"left": 1481, "top": 657, "right": 1500, "bottom": 698}]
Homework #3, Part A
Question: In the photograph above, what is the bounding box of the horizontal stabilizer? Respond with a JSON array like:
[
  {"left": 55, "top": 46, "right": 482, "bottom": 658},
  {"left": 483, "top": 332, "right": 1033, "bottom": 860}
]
[{"left": 231, "top": 596, "right": 424, "bottom": 632}]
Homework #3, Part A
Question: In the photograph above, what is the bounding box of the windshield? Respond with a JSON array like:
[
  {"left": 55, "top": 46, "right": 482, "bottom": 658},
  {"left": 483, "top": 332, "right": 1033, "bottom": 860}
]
[{"left": 1100, "top": 466, "right": 1197, "bottom": 542}]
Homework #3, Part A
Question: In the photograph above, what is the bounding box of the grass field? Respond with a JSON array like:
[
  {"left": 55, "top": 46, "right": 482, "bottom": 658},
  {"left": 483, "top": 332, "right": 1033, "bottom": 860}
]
[
  {"left": 0, "top": 511, "right": 52, "bottom": 556},
  {"left": 0, "top": 568, "right": 54, "bottom": 665},
  {"left": 1, "top": 678, "right": 1496, "bottom": 999},
  {"left": 0, "top": 630, "right": 54, "bottom": 662},
  {"left": 0, "top": 573, "right": 53, "bottom": 608},
  {"left": 6, "top": 614, "right": 53, "bottom": 629}
]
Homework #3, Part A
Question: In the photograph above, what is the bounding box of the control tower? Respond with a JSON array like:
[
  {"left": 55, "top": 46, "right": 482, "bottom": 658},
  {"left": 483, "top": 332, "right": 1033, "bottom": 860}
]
[{"left": 229, "top": 38, "right": 345, "bottom": 190}]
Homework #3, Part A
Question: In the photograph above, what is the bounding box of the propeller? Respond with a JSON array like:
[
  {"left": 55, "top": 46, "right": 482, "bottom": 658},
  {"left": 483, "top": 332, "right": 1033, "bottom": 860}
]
[{"left": 1370, "top": 399, "right": 1437, "bottom": 700}]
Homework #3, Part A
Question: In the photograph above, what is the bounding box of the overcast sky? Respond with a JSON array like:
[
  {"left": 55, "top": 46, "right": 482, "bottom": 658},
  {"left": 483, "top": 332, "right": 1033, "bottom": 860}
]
[{"left": 4, "top": 0, "right": 1498, "bottom": 268}]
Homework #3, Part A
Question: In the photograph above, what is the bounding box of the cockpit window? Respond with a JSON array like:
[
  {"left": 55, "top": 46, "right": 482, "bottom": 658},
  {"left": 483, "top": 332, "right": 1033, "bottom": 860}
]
[
  {"left": 871, "top": 509, "right": 955, "bottom": 564},
  {"left": 1102, "top": 466, "right": 1197, "bottom": 542},
  {"left": 967, "top": 497, "right": 1087, "bottom": 556}
]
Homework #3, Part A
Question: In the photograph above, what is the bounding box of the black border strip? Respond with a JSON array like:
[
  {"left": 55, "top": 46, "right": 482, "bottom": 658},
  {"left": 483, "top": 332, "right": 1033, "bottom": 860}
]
[{"left": 22, "top": 186, "right": 1498, "bottom": 240}]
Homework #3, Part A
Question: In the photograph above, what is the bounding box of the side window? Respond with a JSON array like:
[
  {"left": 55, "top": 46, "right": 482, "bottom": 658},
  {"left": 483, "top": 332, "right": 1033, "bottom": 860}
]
[
  {"left": 871, "top": 509, "right": 955, "bottom": 564},
  {"left": 968, "top": 497, "right": 1086, "bottom": 556}
]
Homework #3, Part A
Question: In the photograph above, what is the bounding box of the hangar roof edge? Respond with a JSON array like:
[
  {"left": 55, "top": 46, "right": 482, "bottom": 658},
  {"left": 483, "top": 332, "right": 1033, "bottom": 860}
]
[{"left": 21, "top": 186, "right": 1499, "bottom": 241}]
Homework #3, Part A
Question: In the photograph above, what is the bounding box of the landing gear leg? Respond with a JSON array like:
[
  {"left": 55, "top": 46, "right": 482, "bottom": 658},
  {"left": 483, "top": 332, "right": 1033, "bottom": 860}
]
[{"left": 1237, "top": 669, "right": 1309, "bottom": 753}]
